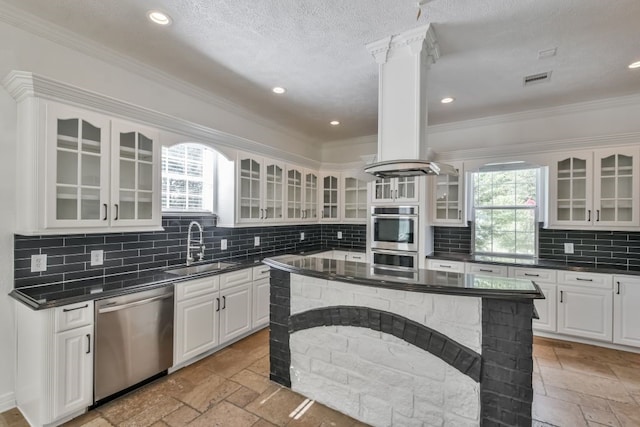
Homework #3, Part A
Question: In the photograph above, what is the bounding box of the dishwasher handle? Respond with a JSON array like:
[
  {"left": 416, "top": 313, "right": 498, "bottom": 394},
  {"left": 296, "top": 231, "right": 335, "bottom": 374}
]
[{"left": 98, "top": 293, "right": 173, "bottom": 314}]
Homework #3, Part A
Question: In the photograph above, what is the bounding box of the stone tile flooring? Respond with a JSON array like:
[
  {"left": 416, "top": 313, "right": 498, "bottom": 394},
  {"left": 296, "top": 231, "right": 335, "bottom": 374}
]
[{"left": 1, "top": 331, "right": 639, "bottom": 426}]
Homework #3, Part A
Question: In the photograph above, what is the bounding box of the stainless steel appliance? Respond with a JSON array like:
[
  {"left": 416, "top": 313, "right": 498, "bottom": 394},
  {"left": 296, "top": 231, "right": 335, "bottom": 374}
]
[
  {"left": 94, "top": 286, "right": 174, "bottom": 402},
  {"left": 371, "top": 249, "right": 419, "bottom": 272},
  {"left": 370, "top": 206, "right": 418, "bottom": 252}
]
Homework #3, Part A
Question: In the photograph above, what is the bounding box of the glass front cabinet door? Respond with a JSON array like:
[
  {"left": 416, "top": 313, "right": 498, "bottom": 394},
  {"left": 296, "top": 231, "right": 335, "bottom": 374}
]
[
  {"left": 432, "top": 163, "right": 464, "bottom": 225},
  {"left": 342, "top": 176, "right": 368, "bottom": 222},
  {"left": 549, "top": 152, "right": 593, "bottom": 227},
  {"left": 46, "top": 105, "right": 111, "bottom": 228},
  {"left": 321, "top": 173, "right": 340, "bottom": 221},
  {"left": 110, "top": 120, "right": 160, "bottom": 227},
  {"left": 593, "top": 148, "right": 639, "bottom": 227}
]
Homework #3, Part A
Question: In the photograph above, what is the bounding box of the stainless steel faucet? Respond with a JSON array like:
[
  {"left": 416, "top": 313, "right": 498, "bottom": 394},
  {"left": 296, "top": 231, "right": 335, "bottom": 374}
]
[{"left": 186, "top": 221, "right": 205, "bottom": 266}]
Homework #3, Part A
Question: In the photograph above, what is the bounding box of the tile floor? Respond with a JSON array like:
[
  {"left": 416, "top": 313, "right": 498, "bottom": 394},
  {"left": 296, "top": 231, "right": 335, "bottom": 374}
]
[{"left": 1, "top": 331, "right": 639, "bottom": 427}]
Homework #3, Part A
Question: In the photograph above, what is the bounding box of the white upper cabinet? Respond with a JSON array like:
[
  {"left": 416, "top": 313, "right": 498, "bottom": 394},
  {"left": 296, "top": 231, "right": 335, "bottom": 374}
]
[
  {"left": 548, "top": 148, "right": 639, "bottom": 229},
  {"left": 21, "top": 100, "right": 162, "bottom": 234},
  {"left": 320, "top": 172, "right": 341, "bottom": 221},
  {"left": 342, "top": 174, "right": 368, "bottom": 223},
  {"left": 288, "top": 168, "right": 319, "bottom": 222},
  {"left": 431, "top": 162, "right": 465, "bottom": 226},
  {"left": 237, "top": 152, "right": 285, "bottom": 224},
  {"left": 110, "top": 120, "right": 161, "bottom": 228},
  {"left": 372, "top": 177, "right": 419, "bottom": 204}
]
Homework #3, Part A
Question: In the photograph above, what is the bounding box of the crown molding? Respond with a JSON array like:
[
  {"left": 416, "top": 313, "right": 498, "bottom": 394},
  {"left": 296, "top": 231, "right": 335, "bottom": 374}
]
[
  {"left": 435, "top": 131, "right": 640, "bottom": 162},
  {"left": 429, "top": 93, "right": 640, "bottom": 134},
  {"left": 366, "top": 23, "right": 438, "bottom": 64},
  {"left": 3, "top": 70, "right": 321, "bottom": 169},
  {"left": 0, "top": 1, "right": 318, "bottom": 147}
]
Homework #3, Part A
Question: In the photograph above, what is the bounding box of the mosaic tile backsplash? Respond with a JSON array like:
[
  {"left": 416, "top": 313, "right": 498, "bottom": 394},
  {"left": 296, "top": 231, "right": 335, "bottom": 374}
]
[{"left": 14, "top": 216, "right": 366, "bottom": 288}]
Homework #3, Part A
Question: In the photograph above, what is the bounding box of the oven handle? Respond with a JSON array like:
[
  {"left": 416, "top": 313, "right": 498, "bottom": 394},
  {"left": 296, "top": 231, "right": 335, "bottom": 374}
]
[
  {"left": 371, "top": 214, "right": 419, "bottom": 219},
  {"left": 371, "top": 249, "right": 418, "bottom": 256}
]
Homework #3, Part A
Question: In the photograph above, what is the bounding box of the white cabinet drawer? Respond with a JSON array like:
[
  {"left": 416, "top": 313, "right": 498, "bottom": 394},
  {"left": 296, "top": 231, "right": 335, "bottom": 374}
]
[
  {"left": 557, "top": 271, "right": 612, "bottom": 289},
  {"left": 55, "top": 301, "right": 94, "bottom": 332},
  {"left": 466, "top": 263, "right": 509, "bottom": 277},
  {"left": 347, "top": 252, "right": 366, "bottom": 262},
  {"left": 220, "top": 268, "right": 253, "bottom": 290},
  {"left": 332, "top": 250, "right": 350, "bottom": 261},
  {"left": 175, "top": 276, "right": 220, "bottom": 302},
  {"left": 253, "top": 264, "right": 271, "bottom": 280},
  {"left": 509, "top": 267, "right": 557, "bottom": 283},
  {"left": 426, "top": 259, "right": 465, "bottom": 273}
]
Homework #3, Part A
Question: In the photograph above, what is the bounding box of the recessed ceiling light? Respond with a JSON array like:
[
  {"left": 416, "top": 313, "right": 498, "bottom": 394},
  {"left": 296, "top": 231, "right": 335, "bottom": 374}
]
[
  {"left": 441, "top": 97, "right": 454, "bottom": 104},
  {"left": 330, "top": 120, "right": 340, "bottom": 126},
  {"left": 148, "top": 10, "right": 172, "bottom": 25},
  {"left": 272, "top": 87, "right": 286, "bottom": 94},
  {"left": 629, "top": 61, "right": 640, "bottom": 69}
]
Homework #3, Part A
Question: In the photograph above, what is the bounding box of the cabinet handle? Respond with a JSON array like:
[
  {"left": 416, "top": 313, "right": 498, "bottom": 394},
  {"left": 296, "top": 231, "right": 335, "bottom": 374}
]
[
  {"left": 264, "top": 209, "right": 268, "bottom": 219},
  {"left": 439, "top": 264, "right": 452, "bottom": 268},
  {"left": 524, "top": 273, "right": 540, "bottom": 277},
  {"left": 216, "top": 297, "right": 220, "bottom": 312},
  {"left": 321, "top": 211, "right": 324, "bottom": 218},
  {"left": 259, "top": 209, "right": 264, "bottom": 219},
  {"left": 395, "top": 189, "right": 398, "bottom": 200},
  {"left": 103, "top": 204, "right": 108, "bottom": 221},
  {"left": 222, "top": 296, "right": 226, "bottom": 310},
  {"left": 616, "top": 281, "right": 621, "bottom": 295},
  {"left": 63, "top": 304, "right": 88, "bottom": 312},
  {"left": 479, "top": 268, "right": 493, "bottom": 273},
  {"left": 596, "top": 210, "right": 600, "bottom": 221},
  {"left": 587, "top": 210, "right": 591, "bottom": 221},
  {"left": 458, "top": 210, "right": 462, "bottom": 220},
  {"left": 86, "top": 334, "right": 91, "bottom": 354},
  {"left": 576, "top": 277, "right": 593, "bottom": 282},
  {"left": 560, "top": 290, "right": 564, "bottom": 303},
  {"left": 114, "top": 204, "right": 119, "bottom": 220}
]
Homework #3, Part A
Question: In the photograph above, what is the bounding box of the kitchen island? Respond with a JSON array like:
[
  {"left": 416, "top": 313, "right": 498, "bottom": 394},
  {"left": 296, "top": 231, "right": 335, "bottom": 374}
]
[{"left": 263, "top": 255, "right": 544, "bottom": 427}]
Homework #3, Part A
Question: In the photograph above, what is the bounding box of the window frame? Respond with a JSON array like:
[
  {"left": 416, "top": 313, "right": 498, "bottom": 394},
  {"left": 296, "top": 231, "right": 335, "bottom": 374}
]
[
  {"left": 161, "top": 143, "right": 218, "bottom": 214},
  {"left": 469, "top": 166, "right": 542, "bottom": 258}
]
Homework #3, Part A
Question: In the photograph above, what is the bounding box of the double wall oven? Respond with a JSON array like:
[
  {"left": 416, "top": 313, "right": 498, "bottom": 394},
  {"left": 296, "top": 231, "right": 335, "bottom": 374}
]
[{"left": 370, "top": 206, "right": 419, "bottom": 271}]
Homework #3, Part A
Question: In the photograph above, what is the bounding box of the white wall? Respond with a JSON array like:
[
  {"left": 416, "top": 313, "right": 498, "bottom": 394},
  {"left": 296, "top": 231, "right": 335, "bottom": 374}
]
[
  {"left": 321, "top": 95, "right": 640, "bottom": 164},
  {"left": 0, "top": 87, "right": 16, "bottom": 409}
]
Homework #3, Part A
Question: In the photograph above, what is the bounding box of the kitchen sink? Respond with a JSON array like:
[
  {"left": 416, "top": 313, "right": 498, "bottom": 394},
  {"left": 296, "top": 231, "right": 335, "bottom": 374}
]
[{"left": 165, "top": 261, "right": 237, "bottom": 276}]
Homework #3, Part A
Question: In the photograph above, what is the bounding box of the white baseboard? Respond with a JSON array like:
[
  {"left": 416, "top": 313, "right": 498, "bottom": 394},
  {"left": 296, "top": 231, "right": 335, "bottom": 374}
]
[
  {"left": 0, "top": 391, "right": 16, "bottom": 412},
  {"left": 534, "top": 331, "right": 640, "bottom": 354}
]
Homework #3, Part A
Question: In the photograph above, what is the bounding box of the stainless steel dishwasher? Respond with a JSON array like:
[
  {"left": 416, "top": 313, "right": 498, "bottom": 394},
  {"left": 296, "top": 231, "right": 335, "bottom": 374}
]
[{"left": 94, "top": 286, "right": 174, "bottom": 402}]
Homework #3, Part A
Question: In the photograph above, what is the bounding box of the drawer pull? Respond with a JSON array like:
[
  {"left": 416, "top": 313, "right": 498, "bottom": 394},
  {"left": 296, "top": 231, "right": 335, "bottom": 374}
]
[
  {"left": 63, "top": 304, "right": 89, "bottom": 312},
  {"left": 479, "top": 269, "right": 493, "bottom": 273},
  {"left": 616, "top": 281, "right": 621, "bottom": 295},
  {"left": 576, "top": 277, "right": 593, "bottom": 282},
  {"left": 439, "top": 264, "right": 451, "bottom": 268},
  {"left": 524, "top": 273, "right": 540, "bottom": 277}
]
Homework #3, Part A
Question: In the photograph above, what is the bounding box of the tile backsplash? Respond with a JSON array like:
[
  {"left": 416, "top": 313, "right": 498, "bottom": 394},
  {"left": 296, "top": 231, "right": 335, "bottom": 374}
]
[
  {"left": 14, "top": 216, "right": 366, "bottom": 288},
  {"left": 434, "top": 225, "right": 640, "bottom": 271}
]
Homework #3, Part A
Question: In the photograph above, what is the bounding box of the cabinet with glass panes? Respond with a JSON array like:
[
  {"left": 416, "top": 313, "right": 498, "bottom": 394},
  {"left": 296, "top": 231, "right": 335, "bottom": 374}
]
[
  {"left": 431, "top": 161, "right": 465, "bottom": 226},
  {"left": 548, "top": 148, "right": 639, "bottom": 228},
  {"left": 342, "top": 174, "right": 368, "bottom": 223},
  {"left": 37, "top": 101, "right": 161, "bottom": 233}
]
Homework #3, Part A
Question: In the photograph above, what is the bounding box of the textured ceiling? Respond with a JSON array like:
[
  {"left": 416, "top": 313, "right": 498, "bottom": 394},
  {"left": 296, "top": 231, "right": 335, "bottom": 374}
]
[{"left": 3, "top": 0, "right": 640, "bottom": 142}]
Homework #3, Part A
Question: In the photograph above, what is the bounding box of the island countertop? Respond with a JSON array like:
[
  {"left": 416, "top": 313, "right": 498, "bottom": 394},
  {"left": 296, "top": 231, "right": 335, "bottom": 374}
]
[{"left": 263, "top": 255, "right": 545, "bottom": 300}]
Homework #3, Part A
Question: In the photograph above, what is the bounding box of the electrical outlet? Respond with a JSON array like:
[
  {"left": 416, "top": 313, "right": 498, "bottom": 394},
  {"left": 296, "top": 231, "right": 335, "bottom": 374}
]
[
  {"left": 300, "top": 232, "right": 305, "bottom": 241},
  {"left": 31, "top": 254, "right": 47, "bottom": 272},
  {"left": 90, "top": 250, "right": 104, "bottom": 266},
  {"left": 254, "top": 236, "right": 260, "bottom": 246},
  {"left": 564, "top": 243, "right": 574, "bottom": 254},
  {"left": 221, "top": 239, "right": 228, "bottom": 250},
  {"left": 337, "top": 231, "right": 343, "bottom": 239}
]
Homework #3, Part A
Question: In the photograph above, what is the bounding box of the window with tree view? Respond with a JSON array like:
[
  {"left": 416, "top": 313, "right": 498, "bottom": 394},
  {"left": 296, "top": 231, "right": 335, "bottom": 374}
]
[
  {"left": 473, "top": 167, "right": 539, "bottom": 257},
  {"left": 161, "top": 143, "right": 215, "bottom": 212}
]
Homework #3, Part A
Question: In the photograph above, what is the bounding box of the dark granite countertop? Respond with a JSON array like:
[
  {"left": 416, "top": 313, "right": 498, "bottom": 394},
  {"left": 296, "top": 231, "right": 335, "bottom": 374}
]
[
  {"left": 264, "top": 255, "right": 544, "bottom": 300},
  {"left": 11, "top": 247, "right": 365, "bottom": 310},
  {"left": 427, "top": 252, "right": 640, "bottom": 276}
]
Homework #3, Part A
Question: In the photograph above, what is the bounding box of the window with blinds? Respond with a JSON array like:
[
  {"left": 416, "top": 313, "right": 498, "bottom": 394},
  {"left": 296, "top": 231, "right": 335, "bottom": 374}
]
[{"left": 161, "top": 143, "right": 215, "bottom": 212}]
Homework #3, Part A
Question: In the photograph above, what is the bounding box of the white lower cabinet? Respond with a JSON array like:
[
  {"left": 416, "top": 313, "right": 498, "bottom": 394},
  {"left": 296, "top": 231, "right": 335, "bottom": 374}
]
[
  {"left": 426, "top": 259, "right": 465, "bottom": 273},
  {"left": 530, "top": 282, "right": 558, "bottom": 333},
  {"left": 174, "top": 266, "right": 270, "bottom": 368},
  {"left": 613, "top": 275, "right": 640, "bottom": 347},
  {"left": 54, "top": 325, "right": 94, "bottom": 420},
  {"left": 557, "top": 284, "right": 613, "bottom": 341},
  {"left": 252, "top": 265, "right": 271, "bottom": 329},
  {"left": 219, "top": 283, "right": 252, "bottom": 344},
  {"left": 16, "top": 301, "right": 94, "bottom": 427}
]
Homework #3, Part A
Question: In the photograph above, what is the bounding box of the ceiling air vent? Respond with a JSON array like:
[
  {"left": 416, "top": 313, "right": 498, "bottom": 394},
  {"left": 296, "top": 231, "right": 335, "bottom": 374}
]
[{"left": 523, "top": 71, "right": 552, "bottom": 86}]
